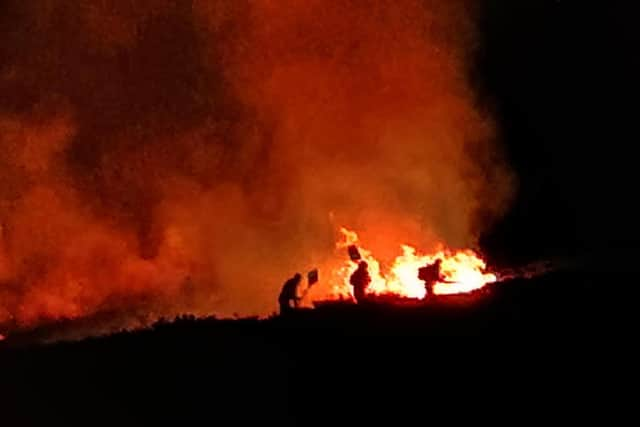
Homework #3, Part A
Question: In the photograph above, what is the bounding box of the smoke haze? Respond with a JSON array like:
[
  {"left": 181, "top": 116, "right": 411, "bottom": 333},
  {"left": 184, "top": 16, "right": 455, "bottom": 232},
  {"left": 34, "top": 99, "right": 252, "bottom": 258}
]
[{"left": 0, "top": 0, "right": 511, "bottom": 332}]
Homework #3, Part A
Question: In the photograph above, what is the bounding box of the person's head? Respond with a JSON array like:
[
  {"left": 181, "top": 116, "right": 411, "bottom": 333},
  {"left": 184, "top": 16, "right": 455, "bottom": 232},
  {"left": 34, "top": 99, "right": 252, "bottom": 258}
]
[
  {"left": 434, "top": 259, "right": 442, "bottom": 266},
  {"left": 294, "top": 273, "right": 302, "bottom": 281},
  {"left": 359, "top": 261, "right": 368, "bottom": 269}
]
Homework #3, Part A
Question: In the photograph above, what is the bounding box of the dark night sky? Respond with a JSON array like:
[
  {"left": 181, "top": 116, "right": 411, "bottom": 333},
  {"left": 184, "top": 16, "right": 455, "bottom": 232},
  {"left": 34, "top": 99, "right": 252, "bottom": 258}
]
[{"left": 477, "top": 1, "right": 639, "bottom": 261}]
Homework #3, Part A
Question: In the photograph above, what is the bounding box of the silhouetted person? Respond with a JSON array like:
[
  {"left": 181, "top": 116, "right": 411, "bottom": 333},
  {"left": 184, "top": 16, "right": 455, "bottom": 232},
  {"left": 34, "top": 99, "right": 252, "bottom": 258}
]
[
  {"left": 279, "top": 273, "right": 302, "bottom": 315},
  {"left": 418, "top": 259, "right": 443, "bottom": 299},
  {"left": 350, "top": 261, "right": 371, "bottom": 303}
]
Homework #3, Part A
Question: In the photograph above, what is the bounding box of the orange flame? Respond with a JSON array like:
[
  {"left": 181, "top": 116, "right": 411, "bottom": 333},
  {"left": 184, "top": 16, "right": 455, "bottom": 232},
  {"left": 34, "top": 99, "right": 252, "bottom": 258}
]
[{"left": 322, "top": 227, "right": 496, "bottom": 301}]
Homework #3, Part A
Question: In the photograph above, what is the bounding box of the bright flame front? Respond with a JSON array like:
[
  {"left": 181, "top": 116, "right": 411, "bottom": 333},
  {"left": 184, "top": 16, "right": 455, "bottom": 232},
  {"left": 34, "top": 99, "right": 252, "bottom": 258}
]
[{"left": 321, "top": 228, "right": 497, "bottom": 301}]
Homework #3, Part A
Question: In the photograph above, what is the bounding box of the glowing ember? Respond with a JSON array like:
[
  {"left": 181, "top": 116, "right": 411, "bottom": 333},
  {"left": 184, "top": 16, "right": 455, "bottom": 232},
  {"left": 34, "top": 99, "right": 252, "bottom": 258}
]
[
  {"left": 0, "top": 334, "right": 5, "bottom": 341},
  {"left": 323, "top": 228, "right": 496, "bottom": 300}
]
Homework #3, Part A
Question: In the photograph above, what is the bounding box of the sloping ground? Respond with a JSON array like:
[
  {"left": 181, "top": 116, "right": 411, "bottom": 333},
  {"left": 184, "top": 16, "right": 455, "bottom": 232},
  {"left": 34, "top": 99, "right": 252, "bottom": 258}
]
[{"left": 1, "top": 269, "right": 638, "bottom": 426}]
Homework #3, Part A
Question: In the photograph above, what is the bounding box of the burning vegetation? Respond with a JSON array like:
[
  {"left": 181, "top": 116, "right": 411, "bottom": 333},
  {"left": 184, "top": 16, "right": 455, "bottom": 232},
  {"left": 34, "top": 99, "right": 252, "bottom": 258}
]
[{"left": 305, "top": 227, "right": 496, "bottom": 305}]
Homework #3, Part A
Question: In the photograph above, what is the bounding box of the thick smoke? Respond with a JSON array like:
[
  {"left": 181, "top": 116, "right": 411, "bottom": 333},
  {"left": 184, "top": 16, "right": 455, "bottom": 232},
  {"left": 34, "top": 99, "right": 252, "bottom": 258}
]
[{"left": 0, "top": 1, "right": 511, "bottom": 332}]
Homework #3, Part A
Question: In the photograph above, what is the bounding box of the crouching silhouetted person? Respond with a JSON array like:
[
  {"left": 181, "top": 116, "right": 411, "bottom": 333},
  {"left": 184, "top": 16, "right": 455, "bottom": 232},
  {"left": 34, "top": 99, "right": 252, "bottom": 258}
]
[
  {"left": 350, "top": 261, "right": 371, "bottom": 303},
  {"left": 279, "top": 273, "right": 302, "bottom": 315},
  {"left": 418, "top": 259, "right": 443, "bottom": 299}
]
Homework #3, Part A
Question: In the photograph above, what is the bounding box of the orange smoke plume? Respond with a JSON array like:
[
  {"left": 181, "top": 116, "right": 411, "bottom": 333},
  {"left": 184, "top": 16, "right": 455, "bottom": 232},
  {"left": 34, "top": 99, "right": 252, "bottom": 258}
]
[{"left": 0, "top": 1, "right": 512, "bottom": 335}]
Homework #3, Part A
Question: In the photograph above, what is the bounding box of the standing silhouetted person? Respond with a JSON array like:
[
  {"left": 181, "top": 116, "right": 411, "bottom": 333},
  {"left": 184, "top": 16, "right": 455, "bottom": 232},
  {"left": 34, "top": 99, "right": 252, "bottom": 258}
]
[
  {"left": 279, "top": 273, "right": 302, "bottom": 315},
  {"left": 350, "top": 261, "right": 371, "bottom": 303},
  {"left": 418, "top": 259, "right": 443, "bottom": 299}
]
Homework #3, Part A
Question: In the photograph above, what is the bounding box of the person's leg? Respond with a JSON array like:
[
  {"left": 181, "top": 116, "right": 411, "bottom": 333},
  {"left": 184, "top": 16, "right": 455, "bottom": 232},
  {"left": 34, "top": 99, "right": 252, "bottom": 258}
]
[
  {"left": 280, "top": 301, "right": 290, "bottom": 315},
  {"left": 354, "top": 287, "right": 362, "bottom": 303}
]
